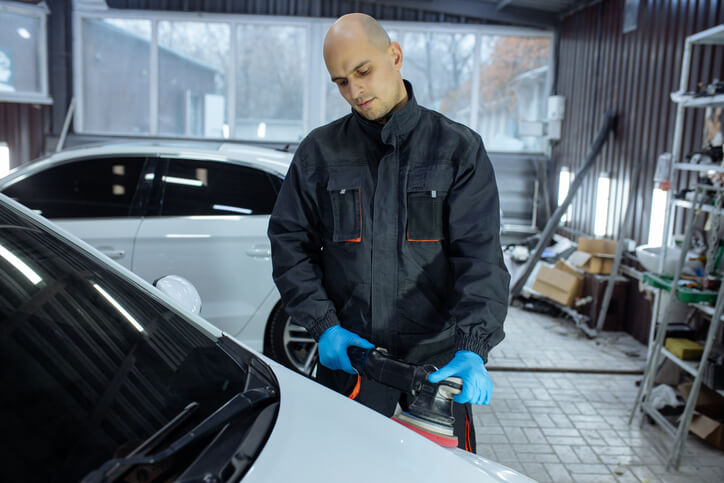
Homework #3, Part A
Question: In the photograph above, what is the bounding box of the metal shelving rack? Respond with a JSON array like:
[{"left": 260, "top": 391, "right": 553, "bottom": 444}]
[{"left": 629, "top": 24, "right": 724, "bottom": 470}]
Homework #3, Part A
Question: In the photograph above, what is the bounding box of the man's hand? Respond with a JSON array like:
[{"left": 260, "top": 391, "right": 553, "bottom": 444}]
[
  {"left": 318, "top": 325, "right": 375, "bottom": 374},
  {"left": 428, "top": 350, "right": 493, "bottom": 405}
]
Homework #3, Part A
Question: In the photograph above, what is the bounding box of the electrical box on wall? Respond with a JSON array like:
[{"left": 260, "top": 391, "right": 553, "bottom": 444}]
[
  {"left": 548, "top": 95, "right": 566, "bottom": 120},
  {"left": 547, "top": 95, "right": 566, "bottom": 141}
]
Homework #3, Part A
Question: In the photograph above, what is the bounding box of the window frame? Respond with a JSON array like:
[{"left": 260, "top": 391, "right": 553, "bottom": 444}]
[
  {"left": 73, "top": 6, "right": 554, "bottom": 152},
  {"left": 0, "top": 1, "right": 51, "bottom": 105}
]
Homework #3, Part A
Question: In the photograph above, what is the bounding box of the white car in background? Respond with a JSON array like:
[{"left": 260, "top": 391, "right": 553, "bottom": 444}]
[
  {"left": 0, "top": 141, "right": 317, "bottom": 374},
  {"left": 0, "top": 193, "right": 535, "bottom": 483}
]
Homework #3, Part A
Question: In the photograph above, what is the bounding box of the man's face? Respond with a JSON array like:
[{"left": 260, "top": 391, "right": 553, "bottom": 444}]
[{"left": 324, "top": 37, "right": 404, "bottom": 122}]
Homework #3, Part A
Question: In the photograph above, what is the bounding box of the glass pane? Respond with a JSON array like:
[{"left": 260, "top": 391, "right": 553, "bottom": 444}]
[
  {"left": 399, "top": 31, "right": 475, "bottom": 125},
  {"left": 235, "top": 25, "right": 306, "bottom": 142},
  {"left": 478, "top": 35, "right": 551, "bottom": 152},
  {"left": 82, "top": 19, "right": 151, "bottom": 134},
  {"left": 158, "top": 21, "right": 230, "bottom": 138},
  {"left": 160, "top": 159, "right": 279, "bottom": 216},
  {"left": 2, "top": 157, "right": 145, "bottom": 219},
  {"left": 0, "top": 203, "right": 251, "bottom": 482},
  {"left": 324, "top": 30, "right": 399, "bottom": 124},
  {"left": 0, "top": 11, "right": 41, "bottom": 95}
]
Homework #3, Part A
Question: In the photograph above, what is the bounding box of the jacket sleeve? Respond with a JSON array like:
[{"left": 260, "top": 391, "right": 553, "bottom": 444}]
[
  {"left": 267, "top": 151, "right": 340, "bottom": 341},
  {"left": 446, "top": 136, "right": 510, "bottom": 363}
]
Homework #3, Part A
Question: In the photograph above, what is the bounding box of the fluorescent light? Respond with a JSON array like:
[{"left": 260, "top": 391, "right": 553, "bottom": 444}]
[
  {"left": 213, "top": 204, "right": 252, "bottom": 215},
  {"left": 163, "top": 176, "right": 204, "bottom": 187},
  {"left": 0, "top": 243, "right": 42, "bottom": 285},
  {"left": 147, "top": 172, "right": 206, "bottom": 187},
  {"left": 0, "top": 144, "right": 9, "bottom": 178},
  {"left": 594, "top": 174, "right": 611, "bottom": 237},
  {"left": 17, "top": 28, "right": 31, "bottom": 39},
  {"left": 558, "top": 167, "right": 572, "bottom": 223},
  {"left": 165, "top": 234, "right": 212, "bottom": 238},
  {"left": 257, "top": 122, "right": 267, "bottom": 139},
  {"left": 93, "top": 283, "right": 145, "bottom": 332},
  {"left": 648, "top": 187, "right": 668, "bottom": 246}
]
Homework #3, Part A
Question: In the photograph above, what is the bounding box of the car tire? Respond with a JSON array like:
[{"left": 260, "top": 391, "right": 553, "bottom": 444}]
[{"left": 265, "top": 303, "right": 318, "bottom": 377}]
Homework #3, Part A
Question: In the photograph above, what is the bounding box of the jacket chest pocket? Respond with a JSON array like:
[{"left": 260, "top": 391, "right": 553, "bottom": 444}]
[
  {"left": 327, "top": 171, "right": 362, "bottom": 243},
  {"left": 406, "top": 166, "right": 453, "bottom": 242}
]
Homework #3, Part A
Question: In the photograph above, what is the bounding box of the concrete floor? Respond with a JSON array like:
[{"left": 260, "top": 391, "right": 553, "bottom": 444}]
[{"left": 476, "top": 306, "right": 724, "bottom": 483}]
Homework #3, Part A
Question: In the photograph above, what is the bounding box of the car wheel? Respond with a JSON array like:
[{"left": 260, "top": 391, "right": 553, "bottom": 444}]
[{"left": 265, "top": 304, "right": 318, "bottom": 376}]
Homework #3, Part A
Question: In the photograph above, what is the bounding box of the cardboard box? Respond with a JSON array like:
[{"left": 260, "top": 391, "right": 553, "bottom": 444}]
[
  {"left": 678, "top": 382, "right": 724, "bottom": 450},
  {"left": 679, "top": 382, "right": 724, "bottom": 420},
  {"left": 568, "top": 237, "right": 618, "bottom": 274},
  {"left": 690, "top": 414, "right": 724, "bottom": 450},
  {"left": 532, "top": 260, "right": 584, "bottom": 307},
  {"left": 665, "top": 338, "right": 704, "bottom": 360}
]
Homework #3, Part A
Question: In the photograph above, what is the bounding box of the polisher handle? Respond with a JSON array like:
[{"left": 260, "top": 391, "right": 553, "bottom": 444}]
[{"left": 437, "top": 377, "right": 463, "bottom": 399}]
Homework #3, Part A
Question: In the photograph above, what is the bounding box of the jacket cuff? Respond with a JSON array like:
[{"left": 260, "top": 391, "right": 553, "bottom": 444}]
[
  {"left": 307, "top": 310, "right": 340, "bottom": 341},
  {"left": 455, "top": 331, "right": 491, "bottom": 363}
]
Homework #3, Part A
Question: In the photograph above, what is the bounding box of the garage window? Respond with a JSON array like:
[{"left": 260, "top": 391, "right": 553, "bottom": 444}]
[
  {"left": 0, "top": 2, "right": 51, "bottom": 104},
  {"left": 74, "top": 8, "right": 552, "bottom": 152},
  {"left": 158, "top": 21, "right": 230, "bottom": 138},
  {"left": 235, "top": 24, "right": 307, "bottom": 142},
  {"left": 81, "top": 19, "right": 152, "bottom": 134}
]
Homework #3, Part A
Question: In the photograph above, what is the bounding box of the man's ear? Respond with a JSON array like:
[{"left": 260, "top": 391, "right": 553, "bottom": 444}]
[{"left": 388, "top": 41, "right": 403, "bottom": 71}]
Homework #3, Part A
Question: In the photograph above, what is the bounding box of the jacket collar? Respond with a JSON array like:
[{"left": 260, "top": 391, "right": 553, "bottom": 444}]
[{"left": 352, "top": 80, "right": 421, "bottom": 145}]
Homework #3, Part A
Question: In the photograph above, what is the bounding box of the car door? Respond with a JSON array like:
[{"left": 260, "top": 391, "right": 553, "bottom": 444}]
[
  {"left": 132, "top": 157, "right": 281, "bottom": 337},
  {"left": 1, "top": 156, "right": 151, "bottom": 270}
]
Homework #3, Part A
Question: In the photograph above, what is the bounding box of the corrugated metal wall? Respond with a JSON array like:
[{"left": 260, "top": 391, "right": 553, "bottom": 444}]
[
  {"left": 554, "top": 0, "right": 724, "bottom": 244},
  {"left": 0, "top": 103, "right": 50, "bottom": 169}
]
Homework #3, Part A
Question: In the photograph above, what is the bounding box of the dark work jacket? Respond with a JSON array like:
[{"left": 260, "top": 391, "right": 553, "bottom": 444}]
[{"left": 268, "top": 81, "right": 509, "bottom": 364}]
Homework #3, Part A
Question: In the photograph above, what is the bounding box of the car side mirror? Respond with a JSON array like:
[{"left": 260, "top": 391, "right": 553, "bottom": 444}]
[{"left": 153, "top": 275, "right": 202, "bottom": 315}]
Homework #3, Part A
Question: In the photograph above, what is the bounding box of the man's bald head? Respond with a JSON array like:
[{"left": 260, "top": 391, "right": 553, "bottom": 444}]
[
  {"left": 323, "top": 13, "right": 407, "bottom": 123},
  {"left": 323, "top": 13, "right": 390, "bottom": 58}
]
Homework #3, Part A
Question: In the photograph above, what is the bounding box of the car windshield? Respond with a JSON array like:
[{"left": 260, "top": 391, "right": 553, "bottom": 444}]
[{"left": 0, "top": 198, "right": 277, "bottom": 482}]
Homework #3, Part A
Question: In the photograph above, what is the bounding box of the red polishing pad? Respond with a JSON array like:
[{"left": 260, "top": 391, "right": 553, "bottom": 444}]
[{"left": 391, "top": 416, "right": 458, "bottom": 448}]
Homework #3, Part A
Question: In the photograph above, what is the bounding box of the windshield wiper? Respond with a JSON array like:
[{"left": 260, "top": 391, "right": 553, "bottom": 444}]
[{"left": 82, "top": 386, "right": 277, "bottom": 483}]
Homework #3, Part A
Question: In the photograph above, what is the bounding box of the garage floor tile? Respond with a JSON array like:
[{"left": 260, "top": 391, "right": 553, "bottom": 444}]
[{"left": 476, "top": 307, "right": 724, "bottom": 482}]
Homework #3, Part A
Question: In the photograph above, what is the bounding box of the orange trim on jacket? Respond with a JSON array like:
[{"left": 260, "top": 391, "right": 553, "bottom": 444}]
[{"left": 345, "top": 188, "right": 362, "bottom": 242}]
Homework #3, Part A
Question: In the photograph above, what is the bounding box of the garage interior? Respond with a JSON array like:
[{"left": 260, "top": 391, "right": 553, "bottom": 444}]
[{"left": 2, "top": 0, "right": 724, "bottom": 481}]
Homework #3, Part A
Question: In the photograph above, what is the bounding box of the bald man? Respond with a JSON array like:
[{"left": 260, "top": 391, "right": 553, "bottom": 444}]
[{"left": 268, "top": 13, "right": 509, "bottom": 452}]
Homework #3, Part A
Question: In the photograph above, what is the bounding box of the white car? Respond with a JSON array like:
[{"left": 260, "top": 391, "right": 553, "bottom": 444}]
[
  {"left": 0, "top": 142, "right": 317, "bottom": 375},
  {"left": 0, "top": 193, "right": 535, "bottom": 483}
]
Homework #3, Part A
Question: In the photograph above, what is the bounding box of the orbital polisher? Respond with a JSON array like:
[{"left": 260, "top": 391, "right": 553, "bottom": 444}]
[{"left": 347, "top": 346, "right": 462, "bottom": 448}]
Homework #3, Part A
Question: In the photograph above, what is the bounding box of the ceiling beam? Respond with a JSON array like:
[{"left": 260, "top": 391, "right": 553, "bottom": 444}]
[
  {"left": 497, "top": 0, "right": 514, "bottom": 11},
  {"left": 369, "top": 0, "right": 557, "bottom": 29}
]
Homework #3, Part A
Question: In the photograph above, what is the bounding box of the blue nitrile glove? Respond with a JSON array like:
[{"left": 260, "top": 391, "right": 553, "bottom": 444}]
[
  {"left": 428, "top": 350, "right": 493, "bottom": 405},
  {"left": 318, "top": 325, "right": 375, "bottom": 374}
]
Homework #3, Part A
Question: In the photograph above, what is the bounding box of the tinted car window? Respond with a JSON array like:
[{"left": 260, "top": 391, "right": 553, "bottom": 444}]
[
  {"left": 2, "top": 157, "right": 145, "bottom": 219},
  {"left": 160, "top": 159, "right": 280, "bottom": 216},
  {"left": 0, "top": 201, "right": 275, "bottom": 482}
]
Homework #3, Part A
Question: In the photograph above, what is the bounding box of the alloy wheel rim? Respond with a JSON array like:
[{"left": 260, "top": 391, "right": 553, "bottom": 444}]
[{"left": 282, "top": 317, "right": 318, "bottom": 375}]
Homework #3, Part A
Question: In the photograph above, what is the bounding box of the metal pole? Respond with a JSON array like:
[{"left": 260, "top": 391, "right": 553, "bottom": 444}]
[
  {"left": 56, "top": 97, "right": 77, "bottom": 153},
  {"left": 510, "top": 111, "right": 618, "bottom": 301}
]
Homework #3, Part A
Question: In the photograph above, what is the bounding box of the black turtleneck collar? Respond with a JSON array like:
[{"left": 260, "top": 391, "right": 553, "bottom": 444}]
[{"left": 352, "top": 80, "right": 421, "bottom": 145}]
